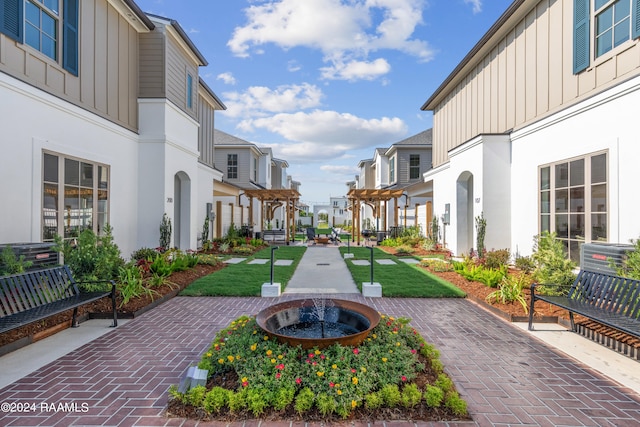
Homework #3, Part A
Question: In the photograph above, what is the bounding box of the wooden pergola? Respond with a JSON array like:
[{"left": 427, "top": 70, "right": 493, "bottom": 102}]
[
  {"left": 347, "top": 188, "right": 406, "bottom": 245},
  {"left": 244, "top": 189, "right": 301, "bottom": 243}
]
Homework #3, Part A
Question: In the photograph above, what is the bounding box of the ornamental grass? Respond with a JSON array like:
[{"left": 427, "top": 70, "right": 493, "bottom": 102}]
[{"left": 168, "top": 314, "right": 468, "bottom": 421}]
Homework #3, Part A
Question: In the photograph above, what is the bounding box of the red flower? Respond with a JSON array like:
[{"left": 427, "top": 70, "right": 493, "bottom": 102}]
[
  {"left": 295, "top": 378, "right": 302, "bottom": 384},
  {"left": 242, "top": 381, "right": 249, "bottom": 387},
  {"left": 308, "top": 353, "right": 314, "bottom": 358},
  {"left": 351, "top": 368, "right": 356, "bottom": 373},
  {"left": 353, "top": 348, "right": 359, "bottom": 355},
  {"left": 276, "top": 364, "right": 285, "bottom": 370},
  {"left": 411, "top": 349, "right": 417, "bottom": 354},
  {"left": 329, "top": 382, "right": 335, "bottom": 388},
  {"left": 275, "top": 373, "right": 281, "bottom": 379},
  {"left": 401, "top": 376, "right": 407, "bottom": 382}
]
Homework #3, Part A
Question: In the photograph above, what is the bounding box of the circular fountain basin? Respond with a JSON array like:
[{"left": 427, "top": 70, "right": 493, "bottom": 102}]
[{"left": 255, "top": 299, "right": 381, "bottom": 349}]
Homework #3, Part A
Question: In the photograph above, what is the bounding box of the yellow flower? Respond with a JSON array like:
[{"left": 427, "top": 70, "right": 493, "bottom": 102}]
[
  {"left": 381, "top": 315, "right": 386, "bottom": 319},
  {"left": 360, "top": 367, "right": 367, "bottom": 373},
  {"left": 250, "top": 343, "right": 257, "bottom": 351},
  {"left": 352, "top": 377, "right": 358, "bottom": 385},
  {"left": 332, "top": 364, "right": 338, "bottom": 369},
  {"left": 389, "top": 316, "right": 395, "bottom": 321},
  {"left": 337, "top": 390, "right": 342, "bottom": 395},
  {"left": 277, "top": 354, "right": 283, "bottom": 359},
  {"left": 253, "top": 330, "right": 257, "bottom": 335},
  {"left": 236, "top": 355, "right": 241, "bottom": 360},
  {"left": 264, "top": 335, "right": 269, "bottom": 341},
  {"left": 382, "top": 357, "right": 388, "bottom": 363},
  {"left": 396, "top": 342, "right": 401, "bottom": 346},
  {"left": 351, "top": 400, "right": 357, "bottom": 408},
  {"left": 372, "top": 334, "right": 377, "bottom": 339},
  {"left": 206, "top": 352, "right": 212, "bottom": 357},
  {"left": 227, "top": 355, "right": 235, "bottom": 362},
  {"left": 271, "top": 358, "right": 276, "bottom": 363},
  {"left": 316, "top": 371, "right": 324, "bottom": 377},
  {"left": 314, "top": 349, "right": 321, "bottom": 355},
  {"left": 218, "top": 358, "right": 225, "bottom": 364},
  {"left": 241, "top": 377, "right": 248, "bottom": 382},
  {"left": 266, "top": 350, "right": 273, "bottom": 356}
]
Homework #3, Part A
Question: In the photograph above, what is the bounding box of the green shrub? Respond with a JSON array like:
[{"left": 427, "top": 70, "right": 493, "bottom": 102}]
[
  {"left": 401, "top": 383, "right": 423, "bottom": 407},
  {"left": 203, "top": 387, "right": 229, "bottom": 414},
  {"left": 486, "top": 273, "right": 530, "bottom": 313},
  {"left": 484, "top": 249, "right": 511, "bottom": 270},
  {"left": 228, "top": 389, "right": 247, "bottom": 412},
  {"left": 434, "top": 374, "right": 454, "bottom": 393},
  {"left": 294, "top": 388, "right": 314, "bottom": 415},
  {"left": 395, "top": 245, "right": 415, "bottom": 255},
  {"left": 380, "top": 384, "right": 401, "bottom": 407},
  {"left": 424, "top": 385, "right": 444, "bottom": 408},
  {"left": 420, "top": 258, "right": 453, "bottom": 272},
  {"left": 531, "top": 231, "right": 576, "bottom": 289},
  {"left": 515, "top": 255, "right": 535, "bottom": 273},
  {"left": 316, "top": 393, "right": 336, "bottom": 416},
  {"left": 365, "top": 392, "right": 384, "bottom": 410},
  {"left": 130, "top": 247, "right": 158, "bottom": 262},
  {"left": 247, "top": 389, "right": 269, "bottom": 416},
  {"left": 444, "top": 391, "right": 468, "bottom": 416},
  {"left": 117, "top": 264, "right": 157, "bottom": 307},
  {"left": 150, "top": 255, "right": 172, "bottom": 277},
  {"left": 453, "top": 261, "right": 507, "bottom": 287},
  {"left": 55, "top": 225, "right": 124, "bottom": 289},
  {"left": 0, "top": 245, "right": 33, "bottom": 276},
  {"left": 185, "top": 385, "right": 207, "bottom": 407},
  {"left": 272, "top": 387, "right": 295, "bottom": 411}
]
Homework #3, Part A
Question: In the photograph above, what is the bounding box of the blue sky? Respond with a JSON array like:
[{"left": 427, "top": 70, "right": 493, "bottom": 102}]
[{"left": 134, "top": 0, "right": 513, "bottom": 207}]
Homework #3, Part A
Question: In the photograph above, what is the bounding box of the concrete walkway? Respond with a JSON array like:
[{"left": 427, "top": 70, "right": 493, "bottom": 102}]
[{"left": 284, "top": 245, "right": 359, "bottom": 294}]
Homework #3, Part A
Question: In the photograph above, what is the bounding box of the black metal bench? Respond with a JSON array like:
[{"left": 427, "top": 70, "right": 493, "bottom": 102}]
[
  {"left": 0, "top": 265, "right": 117, "bottom": 334},
  {"left": 528, "top": 270, "right": 640, "bottom": 339}
]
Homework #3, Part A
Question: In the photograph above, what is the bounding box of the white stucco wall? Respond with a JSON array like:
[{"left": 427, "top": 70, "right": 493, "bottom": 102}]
[
  {"left": 0, "top": 73, "right": 140, "bottom": 258},
  {"left": 511, "top": 74, "right": 640, "bottom": 256}
]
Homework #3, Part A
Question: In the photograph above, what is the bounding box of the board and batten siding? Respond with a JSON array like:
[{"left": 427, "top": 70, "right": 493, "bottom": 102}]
[
  {"left": 197, "top": 89, "right": 216, "bottom": 168},
  {"left": 138, "top": 30, "right": 166, "bottom": 98},
  {"left": 431, "top": 0, "right": 640, "bottom": 168},
  {"left": 0, "top": 0, "right": 141, "bottom": 131},
  {"left": 165, "top": 34, "right": 198, "bottom": 119},
  {"left": 215, "top": 148, "right": 252, "bottom": 184}
]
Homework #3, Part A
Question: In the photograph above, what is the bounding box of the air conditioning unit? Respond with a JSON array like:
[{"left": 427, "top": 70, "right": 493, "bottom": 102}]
[
  {"left": 580, "top": 243, "right": 634, "bottom": 274},
  {"left": 0, "top": 242, "right": 60, "bottom": 272}
]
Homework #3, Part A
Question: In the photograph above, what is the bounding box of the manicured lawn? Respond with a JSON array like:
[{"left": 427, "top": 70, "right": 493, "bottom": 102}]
[
  {"left": 338, "top": 247, "right": 465, "bottom": 298},
  {"left": 181, "top": 246, "right": 306, "bottom": 296}
]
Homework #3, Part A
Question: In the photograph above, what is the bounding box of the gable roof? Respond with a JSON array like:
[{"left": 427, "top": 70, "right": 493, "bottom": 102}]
[{"left": 146, "top": 13, "right": 208, "bottom": 66}]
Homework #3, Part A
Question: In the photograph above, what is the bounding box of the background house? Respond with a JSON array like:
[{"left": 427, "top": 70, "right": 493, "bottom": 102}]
[
  {"left": 421, "top": 0, "right": 640, "bottom": 260},
  {"left": 351, "top": 130, "right": 433, "bottom": 235}
]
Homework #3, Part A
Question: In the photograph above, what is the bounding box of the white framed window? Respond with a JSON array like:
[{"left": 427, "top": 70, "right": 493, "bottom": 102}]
[
  {"left": 539, "top": 151, "right": 607, "bottom": 262},
  {"left": 227, "top": 154, "right": 238, "bottom": 179},
  {"left": 409, "top": 154, "right": 420, "bottom": 180},
  {"left": 389, "top": 156, "right": 395, "bottom": 183},
  {"left": 186, "top": 73, "right": 193, "bottom": 109},
  {"left": 43, "top": 151, "right": 110, "bottom": 241}
]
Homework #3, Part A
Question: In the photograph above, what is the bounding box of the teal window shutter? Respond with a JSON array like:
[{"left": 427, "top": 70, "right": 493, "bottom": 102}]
[
  {"left": 573, "top": 0, "right": 590, "bottom": 74},
  {"left": 63, "top": 0, "right": 79, "bottom": 75},
  {"left": 633, "top": 0, "right": 640, "bottom": 39},
  {"left": 1, "top": 0, "right": 22, "bottom": 41}
]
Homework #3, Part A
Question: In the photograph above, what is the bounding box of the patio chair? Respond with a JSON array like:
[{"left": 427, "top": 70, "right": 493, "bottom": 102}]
[
  {"left": 329, "top": 227, "right": 341, "bottom": 245},
  {"left": 306, "top": 227, "right": 316, "bottom": 244}
]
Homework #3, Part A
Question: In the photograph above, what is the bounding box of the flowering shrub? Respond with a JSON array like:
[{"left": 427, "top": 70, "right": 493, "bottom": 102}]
[{"left": 169, "top": 314, "right": 468, "bottom": 420}]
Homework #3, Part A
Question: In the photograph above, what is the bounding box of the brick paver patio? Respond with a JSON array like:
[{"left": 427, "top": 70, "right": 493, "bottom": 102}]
[{"left": 0, "top": 294, "right": 639, "bottom": 426}]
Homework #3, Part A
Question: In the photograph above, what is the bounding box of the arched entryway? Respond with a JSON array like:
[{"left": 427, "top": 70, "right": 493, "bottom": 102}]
[
  {"left": 456, "top": 172, "right": 474, "bottom": 256},
  {"left": 174, "top": 172, "right": 191, "bottom": 250}
]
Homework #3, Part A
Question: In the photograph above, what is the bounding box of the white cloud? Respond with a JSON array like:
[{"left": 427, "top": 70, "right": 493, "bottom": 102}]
[
  {"left": 464, "top": 0, "right": 482, "bottom": 14},
  {"left": 287, "top": 60, "right": 302, "bottom": 72},
  {"left": 240, "top": 110, "right": 407, "bottom": 161},
  {"left": 320, "top": 58, "right": 391, "bottom": 81},
  {"left": 216, "top": 72, "right": 237, "bottom": 85},
  {"left": 220, "top": 83, "right": 324, "bottom": 118},
  {"left": 227, "top": 0, "right": 433, "bottom": 81},
  {"left": 320, "top": 165, "right": 359, "bottom": 175}
]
